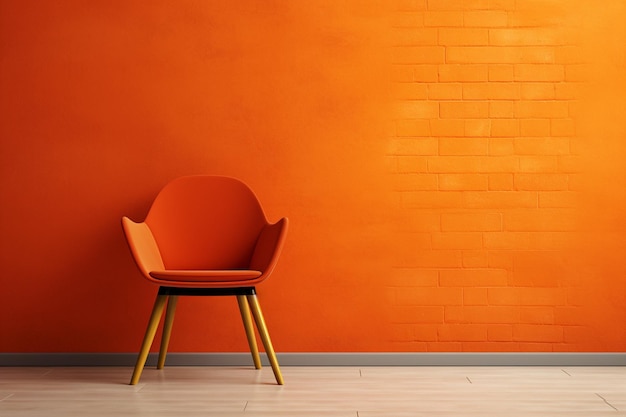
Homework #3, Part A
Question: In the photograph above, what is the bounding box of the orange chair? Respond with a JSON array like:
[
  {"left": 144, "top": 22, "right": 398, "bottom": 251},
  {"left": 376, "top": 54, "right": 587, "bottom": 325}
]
[{"left": 122, "top": 175, "right": 287, "bottom": 385}]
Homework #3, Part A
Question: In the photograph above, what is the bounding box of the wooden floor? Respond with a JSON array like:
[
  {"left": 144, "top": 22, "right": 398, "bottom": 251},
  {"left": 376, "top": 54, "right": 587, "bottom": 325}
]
[{"left": 1, "top": 366, "right": 626, "bottom": 416}]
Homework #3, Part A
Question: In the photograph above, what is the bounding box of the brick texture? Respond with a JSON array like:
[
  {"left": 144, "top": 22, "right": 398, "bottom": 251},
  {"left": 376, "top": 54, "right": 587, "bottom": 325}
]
[{"left": 389, "top": 0, "right": 583, "bottom": 351}]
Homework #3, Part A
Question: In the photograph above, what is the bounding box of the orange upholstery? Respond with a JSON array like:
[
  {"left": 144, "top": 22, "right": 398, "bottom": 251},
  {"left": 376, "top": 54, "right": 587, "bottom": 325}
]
[{"left": 123, "top": 175, "right": 287, "bottom": 385}]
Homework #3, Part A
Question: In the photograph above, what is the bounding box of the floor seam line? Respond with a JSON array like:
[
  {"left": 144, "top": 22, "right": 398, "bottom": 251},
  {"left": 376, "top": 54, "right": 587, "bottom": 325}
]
[
  {"left": 0, "top": 393, "right": 15, "bottom": 402},
  {"left": 596, "top": 393, "right": 619, "bottom": 411}
]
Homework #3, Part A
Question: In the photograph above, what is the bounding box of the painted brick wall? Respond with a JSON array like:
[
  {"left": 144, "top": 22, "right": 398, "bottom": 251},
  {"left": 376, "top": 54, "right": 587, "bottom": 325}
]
[{"left": 388, "top": 0, "right": 587, "bottom": 351}]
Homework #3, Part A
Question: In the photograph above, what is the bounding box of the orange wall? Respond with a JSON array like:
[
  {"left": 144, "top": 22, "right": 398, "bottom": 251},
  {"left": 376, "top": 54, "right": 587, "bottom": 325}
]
[{"left": 1, "top": 0, "right": 625, "bottom": 353}]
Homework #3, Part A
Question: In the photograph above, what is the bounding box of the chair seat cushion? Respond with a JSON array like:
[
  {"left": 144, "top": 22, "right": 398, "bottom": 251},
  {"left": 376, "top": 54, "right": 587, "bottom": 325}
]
[{"left": 149, "top": 269, "right": 262, "bottom": 282}]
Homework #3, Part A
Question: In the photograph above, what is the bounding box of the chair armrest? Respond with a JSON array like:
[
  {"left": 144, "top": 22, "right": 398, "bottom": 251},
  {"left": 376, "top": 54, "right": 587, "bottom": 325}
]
[
  {"left": 249, "top": 217, "right": 288, "bottom": 274},
  {"left": 122, "top": 216, "right": 165, "bottom": 277}
]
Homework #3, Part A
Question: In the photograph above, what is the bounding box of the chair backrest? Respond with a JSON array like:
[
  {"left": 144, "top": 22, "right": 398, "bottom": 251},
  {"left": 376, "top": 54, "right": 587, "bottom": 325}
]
[{"left": 145, "top": 176, "right": 268, "bottom": 270}]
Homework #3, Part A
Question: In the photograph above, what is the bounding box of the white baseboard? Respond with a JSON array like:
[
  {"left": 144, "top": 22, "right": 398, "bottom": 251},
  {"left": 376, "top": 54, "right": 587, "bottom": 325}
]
[{"left": 1, "top": 352, "right": 626, "bottom": 366}]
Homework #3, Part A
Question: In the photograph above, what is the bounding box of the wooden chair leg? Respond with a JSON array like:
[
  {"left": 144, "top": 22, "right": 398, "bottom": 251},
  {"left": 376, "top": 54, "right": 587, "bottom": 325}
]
[
  {"left": 157, "top": 295, "right": 178, "bottom": 370},
  {"left": 237, "top": 295, "right": 261, "bottom": 369},
  {"left": 246, "top": 294, "right": 284, "bottom": 385},
  {"left": 129, "top": 294, "right": 168, "bottom": 385}
]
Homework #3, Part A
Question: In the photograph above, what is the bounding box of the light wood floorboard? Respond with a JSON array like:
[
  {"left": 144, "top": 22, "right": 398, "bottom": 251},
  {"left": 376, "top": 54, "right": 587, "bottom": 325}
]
[{"left": 1, "top": 366, "right": 626, "bottom": 416}]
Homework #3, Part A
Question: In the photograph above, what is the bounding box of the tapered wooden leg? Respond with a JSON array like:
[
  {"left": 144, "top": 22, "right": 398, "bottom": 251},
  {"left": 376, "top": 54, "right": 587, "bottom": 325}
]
[
  {"left": 129, "top": 294, "right": 168, "bottom": 385},
  {"left": 247, "top": 294, "right": 283, "bottom": 385},
  {"left": 157, "top": 295, "right": 178, "bottom": 370},
  {"left": 237, "top": 295, "right": 261, "bottom": 369}
]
